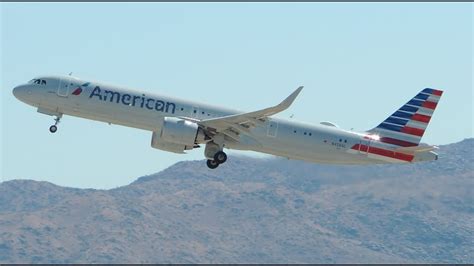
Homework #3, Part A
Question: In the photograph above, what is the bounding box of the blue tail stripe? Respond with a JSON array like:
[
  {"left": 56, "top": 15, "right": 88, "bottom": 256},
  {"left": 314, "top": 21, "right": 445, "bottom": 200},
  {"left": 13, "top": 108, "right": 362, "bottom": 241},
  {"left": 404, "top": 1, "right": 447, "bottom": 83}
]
[
  {"left": 378, "top": 123, "right": 403, "bottom": 132},
  {"left": 406, "top": 99, "right": 424, "bottom": 107},
  {"left": 391, "top": 111, "right": 413, "bottom": 119},
  {"left": 414, "top": 93, "right": 430, "bottom": 101},
  {"left": 385, "top": 117, "right": 409, "bottom": 126},
  {"left": 400, "top": 105, "right": 418, "bottom": 113},
  {"left": 422, "top": 88, "right": 434, "bottom": 94}
]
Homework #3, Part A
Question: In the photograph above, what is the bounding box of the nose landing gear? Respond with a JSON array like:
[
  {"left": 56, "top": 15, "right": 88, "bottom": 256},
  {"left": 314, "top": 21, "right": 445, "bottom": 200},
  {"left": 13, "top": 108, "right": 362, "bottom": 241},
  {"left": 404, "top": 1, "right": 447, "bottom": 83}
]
[
  {"left": 49, "top": 116, "right": 62, "bottom": 133},
  {"left": 49, "top": 125, "right": 57, "bottom": 133}
]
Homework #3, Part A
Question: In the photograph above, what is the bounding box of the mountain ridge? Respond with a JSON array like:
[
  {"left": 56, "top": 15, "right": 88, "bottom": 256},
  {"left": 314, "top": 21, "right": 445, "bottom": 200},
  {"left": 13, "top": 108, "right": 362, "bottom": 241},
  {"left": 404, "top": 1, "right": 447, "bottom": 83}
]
[{"left": 1, "top": 138, "right": 472, "bottom": 263}]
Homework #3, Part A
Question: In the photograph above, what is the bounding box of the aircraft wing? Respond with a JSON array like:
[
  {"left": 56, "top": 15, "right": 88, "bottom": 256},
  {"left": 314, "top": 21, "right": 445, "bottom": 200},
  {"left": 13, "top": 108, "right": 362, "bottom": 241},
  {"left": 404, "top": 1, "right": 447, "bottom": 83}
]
[{"left": 197, "top": 86, "right": 303, "bottom": 139}]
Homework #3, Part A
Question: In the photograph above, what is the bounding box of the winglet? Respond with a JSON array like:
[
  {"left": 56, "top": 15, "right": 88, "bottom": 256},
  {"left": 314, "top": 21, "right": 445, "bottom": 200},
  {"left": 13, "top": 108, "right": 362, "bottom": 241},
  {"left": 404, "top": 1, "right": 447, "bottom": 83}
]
[{"left": 277, "top": 86, "right": 304, "bottom": 110}]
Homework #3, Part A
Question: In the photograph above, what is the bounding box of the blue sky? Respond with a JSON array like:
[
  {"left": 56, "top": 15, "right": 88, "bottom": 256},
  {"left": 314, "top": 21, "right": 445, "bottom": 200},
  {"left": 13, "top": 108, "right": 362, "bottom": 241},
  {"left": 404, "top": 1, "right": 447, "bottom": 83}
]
[{"left": 1, "top": 3, "right": 472, "bottom": 189}]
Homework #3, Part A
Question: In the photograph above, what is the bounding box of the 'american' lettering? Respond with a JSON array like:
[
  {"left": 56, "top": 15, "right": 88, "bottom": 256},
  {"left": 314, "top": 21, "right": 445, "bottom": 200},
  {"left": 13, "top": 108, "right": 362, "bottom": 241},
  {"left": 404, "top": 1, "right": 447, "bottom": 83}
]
[{"left": 89, "top": 86, "right": 176, "bottom": 114}]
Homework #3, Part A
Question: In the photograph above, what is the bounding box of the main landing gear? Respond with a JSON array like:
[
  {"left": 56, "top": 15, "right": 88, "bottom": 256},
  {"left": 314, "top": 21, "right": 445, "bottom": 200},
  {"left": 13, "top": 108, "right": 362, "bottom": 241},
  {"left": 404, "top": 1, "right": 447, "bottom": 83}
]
[
  {"left": 49, "top": 116, "right": 62, "bottom": 133},
  {"left": 214, "top": 151, "right": 227, "bottom": 164},
  {"left": 205, "top": 141, "right": 227, "bottom": 169},
  {"left": 206, "top": 151, "right": 228, "bottom": 169},
  {"left": 206, "top": 159, "right": 219, "bottom": 169}
]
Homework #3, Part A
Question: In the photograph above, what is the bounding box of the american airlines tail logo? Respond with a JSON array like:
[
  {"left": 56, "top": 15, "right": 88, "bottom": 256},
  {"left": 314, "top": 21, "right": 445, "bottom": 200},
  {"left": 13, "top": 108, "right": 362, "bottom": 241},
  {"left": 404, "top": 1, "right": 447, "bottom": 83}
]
[{"left": 71, "top": 82, "right": 90, "bottom": 96}]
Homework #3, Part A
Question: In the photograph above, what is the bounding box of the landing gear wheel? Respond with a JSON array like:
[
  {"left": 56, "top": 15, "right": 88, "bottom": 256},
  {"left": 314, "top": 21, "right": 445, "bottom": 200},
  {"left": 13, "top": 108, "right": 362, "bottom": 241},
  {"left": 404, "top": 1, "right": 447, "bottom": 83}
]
[
  {"left": 214, "top": 151, "right": 227, "bottom": 164},
  {"left": 49, "top": 115, "right": 61, "bottom": 133},
  {"left": 49, "top": 125, "right": 58, "bottom": 133},
  {"left": 206, "top": 159, "right": 219, "bottom": 169}
]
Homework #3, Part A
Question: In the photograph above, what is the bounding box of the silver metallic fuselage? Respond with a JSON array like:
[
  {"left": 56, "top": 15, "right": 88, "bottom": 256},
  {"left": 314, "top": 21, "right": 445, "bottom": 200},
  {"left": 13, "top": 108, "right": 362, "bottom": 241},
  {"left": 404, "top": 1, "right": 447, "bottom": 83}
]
[{"left": 12, "top": 75, "right": 437, "bottom": 165}]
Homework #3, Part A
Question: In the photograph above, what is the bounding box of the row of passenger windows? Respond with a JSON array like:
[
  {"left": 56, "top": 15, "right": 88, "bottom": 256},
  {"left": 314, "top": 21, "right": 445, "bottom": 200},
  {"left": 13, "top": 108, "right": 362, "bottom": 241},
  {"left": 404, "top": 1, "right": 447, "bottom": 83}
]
[
  {"left": 29, "top": 79, "right": 46, "bottom": 85},
  {"left": 292, "top": 129, "right": 349, "bottom": 143},
  {"left": 178, "top": 107, "right": 214, "bottom": 117},
  {"left": 192, "top": 109, "right": 213, "bottom": 116},
  {"left": 293, "top": 130, "right": 313, "bottom": 136}
]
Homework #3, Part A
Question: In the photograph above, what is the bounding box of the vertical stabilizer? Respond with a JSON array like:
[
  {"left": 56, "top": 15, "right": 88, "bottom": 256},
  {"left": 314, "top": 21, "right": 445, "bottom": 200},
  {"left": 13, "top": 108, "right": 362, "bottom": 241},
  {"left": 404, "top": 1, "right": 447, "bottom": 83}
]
[{"left": 368, "top": 88, "right": 443, "bottom": 147}]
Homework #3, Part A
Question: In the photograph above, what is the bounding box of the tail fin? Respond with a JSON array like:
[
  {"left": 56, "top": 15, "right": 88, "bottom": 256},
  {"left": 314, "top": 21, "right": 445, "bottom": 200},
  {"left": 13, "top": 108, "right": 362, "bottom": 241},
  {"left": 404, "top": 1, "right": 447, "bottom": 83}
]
[{"left": 368, "top": 88, "right": 443, "bottom": 147}]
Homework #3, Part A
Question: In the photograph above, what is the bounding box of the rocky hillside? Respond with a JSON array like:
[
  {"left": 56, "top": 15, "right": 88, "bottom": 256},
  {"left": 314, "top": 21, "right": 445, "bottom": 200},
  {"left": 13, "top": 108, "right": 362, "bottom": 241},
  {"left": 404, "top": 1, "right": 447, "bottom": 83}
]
[{"left": 1, "top": 139, "right": 473, "bottom": 263}]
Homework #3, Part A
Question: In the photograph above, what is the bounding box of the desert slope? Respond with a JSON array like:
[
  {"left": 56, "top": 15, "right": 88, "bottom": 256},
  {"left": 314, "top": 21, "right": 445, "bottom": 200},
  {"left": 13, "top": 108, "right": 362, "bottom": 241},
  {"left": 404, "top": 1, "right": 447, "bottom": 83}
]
[{"left": 1, "top": 139, "right": 472, "bottom": 263}]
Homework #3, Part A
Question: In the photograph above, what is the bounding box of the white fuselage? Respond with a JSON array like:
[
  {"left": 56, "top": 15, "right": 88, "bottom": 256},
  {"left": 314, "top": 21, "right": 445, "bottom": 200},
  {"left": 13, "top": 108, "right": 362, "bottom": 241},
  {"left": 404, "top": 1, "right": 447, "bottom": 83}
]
[{"left": 13, "top": 75, "right": 436, "bottom": 165}]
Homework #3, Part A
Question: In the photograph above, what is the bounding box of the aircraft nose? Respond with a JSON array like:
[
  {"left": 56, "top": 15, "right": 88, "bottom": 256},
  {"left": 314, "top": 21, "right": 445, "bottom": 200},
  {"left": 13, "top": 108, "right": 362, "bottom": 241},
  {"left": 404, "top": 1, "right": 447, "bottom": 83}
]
[
  {"left": 12, "top": 85, "right": 23, "bottom": 99},
  {"left": 12, "top": 85, "right": 32, "bottom": 102}
]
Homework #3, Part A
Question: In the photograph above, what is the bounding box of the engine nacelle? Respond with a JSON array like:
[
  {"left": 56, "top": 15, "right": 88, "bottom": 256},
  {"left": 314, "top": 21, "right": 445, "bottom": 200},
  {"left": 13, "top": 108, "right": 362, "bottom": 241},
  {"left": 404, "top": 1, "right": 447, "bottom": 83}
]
[
  {"left": 151, "top": 117, "right": 206, "bottom": 154},
  {"left": 151, "top": 131, "right": 190, "bottom": 154},
  {"left": 161, "top": 117, "right": 199, "bottom": 146}
]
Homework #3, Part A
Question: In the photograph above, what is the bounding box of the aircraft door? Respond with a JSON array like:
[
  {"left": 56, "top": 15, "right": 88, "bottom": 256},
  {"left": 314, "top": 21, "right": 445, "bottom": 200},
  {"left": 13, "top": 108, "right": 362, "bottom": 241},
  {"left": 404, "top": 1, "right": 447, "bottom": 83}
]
[
  {"left": 57, "top": 78, "right": 70, "bottom": 97},
  {"left": 267, "top": 120, "right": 278, "bottom": 137},
  {"left": 358, "top": 138, "right": 371, "bottom": 155}
]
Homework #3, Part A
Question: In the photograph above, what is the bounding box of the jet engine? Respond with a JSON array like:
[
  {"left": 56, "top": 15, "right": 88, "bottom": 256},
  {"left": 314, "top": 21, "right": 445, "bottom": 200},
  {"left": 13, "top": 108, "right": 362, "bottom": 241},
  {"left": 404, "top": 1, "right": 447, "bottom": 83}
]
[{"left": 151, "top": 117, "right": 207, "bottom": 153}]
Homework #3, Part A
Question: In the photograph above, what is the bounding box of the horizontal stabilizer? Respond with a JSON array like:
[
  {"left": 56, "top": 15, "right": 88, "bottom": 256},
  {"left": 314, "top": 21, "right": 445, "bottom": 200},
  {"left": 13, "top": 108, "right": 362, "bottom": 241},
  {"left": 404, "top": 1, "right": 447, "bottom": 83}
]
[{"left": 394, "top": 145, "right": 438, "bottom": 154}]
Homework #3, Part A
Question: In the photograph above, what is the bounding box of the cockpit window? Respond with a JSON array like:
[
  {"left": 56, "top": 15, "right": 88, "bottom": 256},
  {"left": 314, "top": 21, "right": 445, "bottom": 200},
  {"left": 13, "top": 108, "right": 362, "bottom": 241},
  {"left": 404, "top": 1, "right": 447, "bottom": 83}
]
[{"left": 29, "top": 79, "right": 47, "bottom": 85}]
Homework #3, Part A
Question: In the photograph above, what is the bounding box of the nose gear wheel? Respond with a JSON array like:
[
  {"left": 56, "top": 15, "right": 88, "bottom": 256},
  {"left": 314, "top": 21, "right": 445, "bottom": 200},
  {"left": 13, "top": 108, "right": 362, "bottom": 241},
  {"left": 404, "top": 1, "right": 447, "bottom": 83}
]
[{"left": 49, "top": 115, "right": 62, "bottom": 133}]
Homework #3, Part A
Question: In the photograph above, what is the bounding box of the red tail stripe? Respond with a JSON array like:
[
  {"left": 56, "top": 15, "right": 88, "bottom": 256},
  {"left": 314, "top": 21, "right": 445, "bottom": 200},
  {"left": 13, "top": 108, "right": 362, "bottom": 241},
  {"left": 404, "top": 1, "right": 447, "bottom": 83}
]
[
  {"left": 351, "top": 144, "right": 414, "bottom": 162},
  {"left": 432, "top": 89, "right": 443, "bottom": 96},
  {"left": 380, "top": 137, "right": 418, "bottom": 147},
  {"left": 411, "top": 113, "right": 431, "bottom": 123},
  {"left": 401, "top": 126, "right": 425, "bottom": 136},
  {"left": 422, "top": 101, "right": 437, "bottom": 110}
]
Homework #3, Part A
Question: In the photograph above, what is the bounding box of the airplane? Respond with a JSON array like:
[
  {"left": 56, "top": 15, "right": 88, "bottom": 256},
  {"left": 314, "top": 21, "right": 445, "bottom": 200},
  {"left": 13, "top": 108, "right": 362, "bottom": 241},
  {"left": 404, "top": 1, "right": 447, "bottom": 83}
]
[{"left": 12, "top": 75, "right": 442, "bottom": 169}]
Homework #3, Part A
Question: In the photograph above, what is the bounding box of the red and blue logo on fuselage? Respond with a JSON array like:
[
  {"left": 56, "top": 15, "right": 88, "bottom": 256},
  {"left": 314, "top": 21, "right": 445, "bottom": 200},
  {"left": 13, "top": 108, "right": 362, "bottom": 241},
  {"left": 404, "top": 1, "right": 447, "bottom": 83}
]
[{"left": 71, "top": 82, "right": 90, "bottom": 96}]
